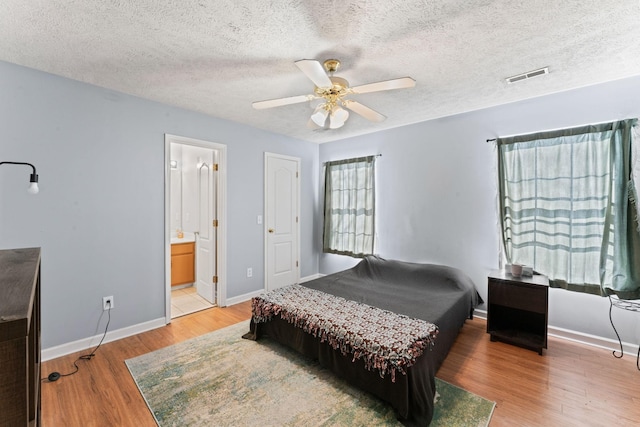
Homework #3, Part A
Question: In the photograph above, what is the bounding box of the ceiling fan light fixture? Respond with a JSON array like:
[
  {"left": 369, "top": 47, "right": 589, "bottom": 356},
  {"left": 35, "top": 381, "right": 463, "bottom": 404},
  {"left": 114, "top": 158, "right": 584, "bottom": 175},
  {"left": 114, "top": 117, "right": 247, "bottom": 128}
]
[
  {"left": 253, "top": 58, "right": 416, "bottom": 130},
  {"left": 310, "top": 104, "right": 329, "bottom": 127},
  {"left": 329, "top": 119, "right": 346, "bottom": 129},
  {"left": 329, "top": 106, "right": 349, "bottom": 129}
]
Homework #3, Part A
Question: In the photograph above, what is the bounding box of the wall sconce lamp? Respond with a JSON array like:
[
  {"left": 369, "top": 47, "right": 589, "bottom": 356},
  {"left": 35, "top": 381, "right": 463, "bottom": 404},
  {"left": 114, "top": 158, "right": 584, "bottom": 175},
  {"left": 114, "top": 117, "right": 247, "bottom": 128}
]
[{"left": 0, "top": 161, "right": 39, "bottom": 194}]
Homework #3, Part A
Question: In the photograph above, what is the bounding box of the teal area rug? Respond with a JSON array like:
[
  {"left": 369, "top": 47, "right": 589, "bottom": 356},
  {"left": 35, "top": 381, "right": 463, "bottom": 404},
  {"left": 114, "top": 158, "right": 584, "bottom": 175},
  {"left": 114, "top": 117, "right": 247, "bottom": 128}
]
[{"left": 126, "top": 321, "right": 495, "bottom": 426}]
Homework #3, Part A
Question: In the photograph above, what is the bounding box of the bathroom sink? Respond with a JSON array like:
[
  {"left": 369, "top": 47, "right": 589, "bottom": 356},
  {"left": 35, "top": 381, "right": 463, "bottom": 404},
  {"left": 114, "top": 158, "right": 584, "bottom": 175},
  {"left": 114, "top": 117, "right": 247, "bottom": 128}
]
[{"left": 170, "top": 232, "right": 196, "bottom": 244}]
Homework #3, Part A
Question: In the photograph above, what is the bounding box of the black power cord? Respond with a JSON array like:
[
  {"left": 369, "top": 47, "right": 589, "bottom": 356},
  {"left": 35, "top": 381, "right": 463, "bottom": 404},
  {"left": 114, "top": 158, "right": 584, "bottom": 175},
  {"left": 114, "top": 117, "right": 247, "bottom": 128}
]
[{"left": 42, "top": 302, "right": 112, "bottom": 382}]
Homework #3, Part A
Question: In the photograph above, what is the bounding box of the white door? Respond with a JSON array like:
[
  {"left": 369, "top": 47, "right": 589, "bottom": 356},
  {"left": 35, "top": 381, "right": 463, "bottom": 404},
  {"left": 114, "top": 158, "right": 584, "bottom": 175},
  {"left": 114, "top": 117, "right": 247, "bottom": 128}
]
[
  {"left": 196, "top": 153, "right": 217, "bottom": 304},
  {"left": 265, "top": 153, "right": 300, "bottom": 290},
  {"left": 165, "top": 134, "right": 227, "bottom": 324}
]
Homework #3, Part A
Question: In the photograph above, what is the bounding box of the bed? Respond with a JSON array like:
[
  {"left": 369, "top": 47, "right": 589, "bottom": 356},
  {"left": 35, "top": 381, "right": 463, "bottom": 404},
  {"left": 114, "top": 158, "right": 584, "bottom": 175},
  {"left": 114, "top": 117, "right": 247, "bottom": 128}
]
[{"left": 243, "top": 256, "right": 481, "bottom": 426}]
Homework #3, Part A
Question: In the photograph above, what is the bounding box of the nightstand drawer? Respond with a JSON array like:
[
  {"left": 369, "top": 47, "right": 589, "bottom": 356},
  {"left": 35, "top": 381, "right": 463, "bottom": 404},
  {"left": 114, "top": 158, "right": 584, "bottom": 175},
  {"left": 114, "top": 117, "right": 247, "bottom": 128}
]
[{"left": 489, "top": 281, "right": 547, "bottom": 313}]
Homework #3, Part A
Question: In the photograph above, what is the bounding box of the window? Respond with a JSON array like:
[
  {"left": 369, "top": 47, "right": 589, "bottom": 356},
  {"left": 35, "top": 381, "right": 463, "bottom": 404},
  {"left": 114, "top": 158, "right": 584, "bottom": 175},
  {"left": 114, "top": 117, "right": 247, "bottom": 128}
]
[
  {"left": 498, "top": 119, "right": 640, "bottom": 299},
  {"left": 323, "top": 156, "right": 376, "bottom": 257}
]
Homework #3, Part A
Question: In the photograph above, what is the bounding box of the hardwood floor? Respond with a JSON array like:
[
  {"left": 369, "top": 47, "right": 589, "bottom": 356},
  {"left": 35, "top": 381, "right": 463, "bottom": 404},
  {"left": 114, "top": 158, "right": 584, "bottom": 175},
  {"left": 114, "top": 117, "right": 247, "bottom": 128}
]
[
  {"left": 41, "top": 302, "right": 640, "bottom": 426},
  {"left": 41, "top": 302, "right": 252, "bottom": 427},
  {"left": 437, "top": 320, "right": 640, "bottom": 426}
]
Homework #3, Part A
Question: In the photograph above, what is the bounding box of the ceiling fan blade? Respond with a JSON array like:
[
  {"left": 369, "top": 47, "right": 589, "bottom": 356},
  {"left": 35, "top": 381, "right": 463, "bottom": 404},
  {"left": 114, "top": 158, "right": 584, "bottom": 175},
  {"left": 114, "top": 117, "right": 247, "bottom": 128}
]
[
  {"left": 295, "top": 59, "right": 333, "bottom": 88},
  {"left": 252, "top": 94, "right": 315, "bottom": 109},
  {"left": 350, "top": 77, "right": 416, "bottom": 94},
  {"left": 342, "top": 100, "right": 386, "bottom": 122}
]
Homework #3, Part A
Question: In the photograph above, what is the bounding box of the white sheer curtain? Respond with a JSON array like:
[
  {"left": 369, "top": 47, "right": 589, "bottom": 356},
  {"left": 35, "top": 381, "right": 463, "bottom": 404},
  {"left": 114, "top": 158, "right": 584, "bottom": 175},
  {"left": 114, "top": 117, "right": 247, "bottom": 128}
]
[
  {"left": 323, "top": 156, "right": 375, "bottom": 257},
  {"left": 498, "top": 119, "right": 640, "bottom": 298}
]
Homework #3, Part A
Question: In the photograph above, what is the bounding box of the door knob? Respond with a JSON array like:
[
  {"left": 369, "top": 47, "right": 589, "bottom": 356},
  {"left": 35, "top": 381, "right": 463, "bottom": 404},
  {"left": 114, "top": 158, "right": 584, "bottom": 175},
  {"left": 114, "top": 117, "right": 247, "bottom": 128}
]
[{"left": 268, "top": 228, "right": 274, "bottom": 233}]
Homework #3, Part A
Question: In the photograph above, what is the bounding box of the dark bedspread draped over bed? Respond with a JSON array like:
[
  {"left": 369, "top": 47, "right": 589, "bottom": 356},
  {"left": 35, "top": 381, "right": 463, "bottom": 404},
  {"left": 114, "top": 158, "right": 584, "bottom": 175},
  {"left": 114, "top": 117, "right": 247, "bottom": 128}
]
[{"left": 244, "top": 256, "right": 481, "bottom": 427}]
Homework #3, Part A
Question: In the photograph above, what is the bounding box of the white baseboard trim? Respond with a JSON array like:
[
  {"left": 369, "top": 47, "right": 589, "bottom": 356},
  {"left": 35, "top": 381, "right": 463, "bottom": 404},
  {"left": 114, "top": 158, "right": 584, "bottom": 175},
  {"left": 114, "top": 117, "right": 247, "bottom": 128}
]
[
  {"left": 546, "top": 325, "right": 639, "bottom": 356},
  {"left": 300, "top": 273, "right": 323, "bottom": 283},
  {"left": 473, "top": 308, "right": 487, "bottom": 319},
  {"left": 43, "top": 301, "right": 639, "bottom": 363},
  {"left": 224, "top": 275, "right": 324, "bottom": 306},
  {"left": 42, "top": 317, "right": 167, "bottom": 362},
  {"left": 225, "top": 289, "right": 264, "bottom": 306},
  {"left": 473, "top": 309, "right": 639, "bottom": 356}
]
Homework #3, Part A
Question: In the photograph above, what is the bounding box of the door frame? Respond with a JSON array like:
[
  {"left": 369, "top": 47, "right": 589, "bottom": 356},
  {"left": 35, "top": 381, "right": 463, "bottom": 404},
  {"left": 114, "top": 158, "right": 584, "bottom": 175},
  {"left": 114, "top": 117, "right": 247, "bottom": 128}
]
[
  {"left": 264, "top": 152, "right": 301, "bottom": 291},
  {"left": 164, "top": 134, "right": 227, "bottom": 323}
]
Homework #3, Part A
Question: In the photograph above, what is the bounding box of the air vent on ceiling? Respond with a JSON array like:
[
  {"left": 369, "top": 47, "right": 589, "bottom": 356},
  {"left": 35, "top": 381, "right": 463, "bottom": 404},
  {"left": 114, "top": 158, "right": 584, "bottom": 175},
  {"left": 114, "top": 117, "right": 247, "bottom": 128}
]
[{"left": 506, "top": 67, "right": 549, "bottom": 84}]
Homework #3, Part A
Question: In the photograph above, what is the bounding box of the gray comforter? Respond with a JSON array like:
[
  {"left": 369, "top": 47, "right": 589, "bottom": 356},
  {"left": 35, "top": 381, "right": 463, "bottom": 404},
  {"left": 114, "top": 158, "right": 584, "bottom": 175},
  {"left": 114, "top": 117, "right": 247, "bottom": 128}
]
[{"left": 247, "top": 256, "right": 481, "bottom": 426}]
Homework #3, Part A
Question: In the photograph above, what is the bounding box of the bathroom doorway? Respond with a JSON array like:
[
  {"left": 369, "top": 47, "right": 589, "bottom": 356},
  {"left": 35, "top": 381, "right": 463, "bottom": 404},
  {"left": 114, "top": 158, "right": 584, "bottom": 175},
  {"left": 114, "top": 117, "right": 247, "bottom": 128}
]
[{"left": 164, "top": 134, "right": 227, "bottom": 322}]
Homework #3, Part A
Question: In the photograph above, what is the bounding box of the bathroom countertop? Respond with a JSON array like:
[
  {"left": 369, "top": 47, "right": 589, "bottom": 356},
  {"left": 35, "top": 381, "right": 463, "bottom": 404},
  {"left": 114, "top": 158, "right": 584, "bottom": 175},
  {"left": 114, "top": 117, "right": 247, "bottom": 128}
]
[{"left": 171, "top": 232, "right": 196, "bottom": 244}]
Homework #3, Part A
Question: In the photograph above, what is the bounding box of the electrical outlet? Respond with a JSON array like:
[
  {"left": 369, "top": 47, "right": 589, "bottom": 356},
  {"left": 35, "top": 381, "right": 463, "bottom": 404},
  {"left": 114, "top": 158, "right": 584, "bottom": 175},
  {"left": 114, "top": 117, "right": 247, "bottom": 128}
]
[
  {"left": 247, "top": 267, "right": 253, "bottom": 278},
  {"left": 103, "top": 296, "right": 114, "bottom": 311}
]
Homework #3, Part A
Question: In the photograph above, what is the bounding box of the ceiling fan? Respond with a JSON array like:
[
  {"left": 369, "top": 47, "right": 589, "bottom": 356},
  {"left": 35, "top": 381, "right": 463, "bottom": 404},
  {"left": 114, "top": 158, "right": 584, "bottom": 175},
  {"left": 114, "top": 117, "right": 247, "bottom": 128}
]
[{"left": 252, "top": 59, "right": 416, "bottom": 129}]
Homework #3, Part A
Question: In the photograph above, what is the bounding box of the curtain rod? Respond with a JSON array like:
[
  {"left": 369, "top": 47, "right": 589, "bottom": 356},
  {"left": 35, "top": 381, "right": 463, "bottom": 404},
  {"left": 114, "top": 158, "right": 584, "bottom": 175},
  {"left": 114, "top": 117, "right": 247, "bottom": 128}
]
[
  {"left": 486, "top": 117, "right": 636, "bottom": 144},
  {"left": 323, "top": 153, "right": 381, "bottom": 165}
]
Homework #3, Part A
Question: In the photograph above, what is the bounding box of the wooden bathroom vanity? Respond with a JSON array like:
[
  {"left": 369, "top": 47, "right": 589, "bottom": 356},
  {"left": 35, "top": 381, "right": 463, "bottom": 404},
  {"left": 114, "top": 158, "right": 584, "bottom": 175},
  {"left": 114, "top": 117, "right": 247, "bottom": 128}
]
[{"left": 171, "top": 242, "right": 195, "bottom": 286}]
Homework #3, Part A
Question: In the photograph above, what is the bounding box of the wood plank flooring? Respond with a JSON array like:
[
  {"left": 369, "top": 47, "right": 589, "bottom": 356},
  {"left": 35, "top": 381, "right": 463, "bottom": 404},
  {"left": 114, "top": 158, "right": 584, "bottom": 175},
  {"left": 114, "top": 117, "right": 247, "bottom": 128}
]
[
  {"left": 41, "top": 302, "right": 640, "bottom": 426},
  {"left": 437, "top": 319, "right": 640, "bottom": 426}
]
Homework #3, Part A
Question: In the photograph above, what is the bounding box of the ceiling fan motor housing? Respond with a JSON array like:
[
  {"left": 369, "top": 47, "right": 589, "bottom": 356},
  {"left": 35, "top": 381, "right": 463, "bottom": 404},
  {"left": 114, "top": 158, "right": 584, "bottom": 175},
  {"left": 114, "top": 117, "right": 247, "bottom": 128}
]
[{"left": 315, "top": 76, "right": 349, "bottom": 97}]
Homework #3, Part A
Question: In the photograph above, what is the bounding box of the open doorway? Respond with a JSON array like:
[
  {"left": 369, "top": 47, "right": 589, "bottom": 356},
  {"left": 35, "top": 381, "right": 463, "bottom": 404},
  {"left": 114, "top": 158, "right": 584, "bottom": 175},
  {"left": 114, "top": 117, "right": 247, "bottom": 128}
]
[{"left": 164, "top": 134, "right": 227, "bottom": 322}]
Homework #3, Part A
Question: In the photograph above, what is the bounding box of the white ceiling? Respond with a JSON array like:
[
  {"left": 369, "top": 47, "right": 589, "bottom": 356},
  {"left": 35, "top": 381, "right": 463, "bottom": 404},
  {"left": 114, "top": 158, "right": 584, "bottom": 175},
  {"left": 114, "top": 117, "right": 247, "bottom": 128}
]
[{"left": 1, "top": 0, "right": 639, "bottom": 143}]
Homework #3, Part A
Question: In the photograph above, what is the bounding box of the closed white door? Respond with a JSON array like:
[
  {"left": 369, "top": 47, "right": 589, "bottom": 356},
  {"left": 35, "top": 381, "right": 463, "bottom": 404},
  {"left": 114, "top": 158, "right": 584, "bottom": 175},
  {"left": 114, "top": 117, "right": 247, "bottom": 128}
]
[
  {"left": 265, "top": 153, "right": 300, "bottom": 290},
  {"left": 196, "top": 153, "right": 217, "bottom": 304}
]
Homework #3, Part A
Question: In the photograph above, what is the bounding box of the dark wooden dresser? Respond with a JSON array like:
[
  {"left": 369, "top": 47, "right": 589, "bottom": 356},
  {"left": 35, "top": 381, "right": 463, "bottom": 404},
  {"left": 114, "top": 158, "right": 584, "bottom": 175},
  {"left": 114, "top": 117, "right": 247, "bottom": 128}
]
[
  {"left": 0, "top": 247, "right": 41, "bottom": 426},
  {"left": 487, "top": 269, "right": 549, "bottom": 355}
]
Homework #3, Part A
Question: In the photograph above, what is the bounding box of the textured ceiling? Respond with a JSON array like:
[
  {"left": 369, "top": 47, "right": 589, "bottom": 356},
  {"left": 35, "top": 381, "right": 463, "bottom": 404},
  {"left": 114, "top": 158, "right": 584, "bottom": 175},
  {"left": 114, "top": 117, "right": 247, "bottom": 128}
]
[{"left": 1, "top": 1, "right": 639, "bottom": 143}]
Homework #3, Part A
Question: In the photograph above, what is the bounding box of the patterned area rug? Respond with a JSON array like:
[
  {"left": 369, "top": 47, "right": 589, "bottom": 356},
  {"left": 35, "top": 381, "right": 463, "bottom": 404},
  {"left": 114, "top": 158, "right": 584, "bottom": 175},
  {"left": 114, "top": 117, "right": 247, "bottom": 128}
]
[{"left": 126, "top": 321, "right": 495, "bottom": 426}]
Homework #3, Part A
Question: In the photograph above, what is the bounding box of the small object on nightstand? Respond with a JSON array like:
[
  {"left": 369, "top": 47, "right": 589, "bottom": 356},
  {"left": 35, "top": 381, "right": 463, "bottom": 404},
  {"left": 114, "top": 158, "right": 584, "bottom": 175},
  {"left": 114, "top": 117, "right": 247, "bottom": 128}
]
[
  {"left": 487, "top": 270, "right": 549, "bottom": 355},
  {"left": 510, "top": 264, "right": 523, "bottom": 277},
  {"left": 505, "top": 263, "right": 533, "bottom": 277}
]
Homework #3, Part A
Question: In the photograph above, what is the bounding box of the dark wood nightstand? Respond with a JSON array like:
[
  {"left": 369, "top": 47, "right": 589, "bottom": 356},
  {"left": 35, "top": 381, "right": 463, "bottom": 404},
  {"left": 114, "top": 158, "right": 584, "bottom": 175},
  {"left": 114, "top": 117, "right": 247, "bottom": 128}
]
[{"left": 487, "top": 270, "right": 549, "bottom": 355}]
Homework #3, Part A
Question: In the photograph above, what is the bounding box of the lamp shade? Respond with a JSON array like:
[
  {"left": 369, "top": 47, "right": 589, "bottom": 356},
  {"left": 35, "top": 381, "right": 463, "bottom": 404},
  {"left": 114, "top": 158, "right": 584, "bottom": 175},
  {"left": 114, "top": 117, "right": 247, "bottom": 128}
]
[
  {"left": 310, "top": 105, "right": 329, "bottom": 127},
  {"left": 329, "top": 106, "right": 349, "bottom": 129},
  {"left": 28, "top": 173, "right": 39, "bottom": 194},
  {"left": 28, "top": 182, "right": 39, "bottom": 194},
  {"left": 0, "top": 161, "right": 39, "bottom": 194}
]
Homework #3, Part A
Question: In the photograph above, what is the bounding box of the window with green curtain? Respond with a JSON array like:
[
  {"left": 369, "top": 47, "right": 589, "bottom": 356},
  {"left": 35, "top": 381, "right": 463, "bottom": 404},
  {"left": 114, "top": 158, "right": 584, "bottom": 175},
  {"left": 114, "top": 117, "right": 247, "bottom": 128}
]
[
  {"left": 323, "top": 156, "right": 376, "bottom": 257},
  {"left": 498, "top": 119, "right": 640, "bottom": 299}
]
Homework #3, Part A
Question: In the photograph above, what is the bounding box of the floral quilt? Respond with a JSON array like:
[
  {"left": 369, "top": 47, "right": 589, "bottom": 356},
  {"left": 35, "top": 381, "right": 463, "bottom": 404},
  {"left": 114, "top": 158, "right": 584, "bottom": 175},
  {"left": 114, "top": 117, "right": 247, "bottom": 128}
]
[{"left": 251, "top": 284, "right": 439, "bottom": 382}]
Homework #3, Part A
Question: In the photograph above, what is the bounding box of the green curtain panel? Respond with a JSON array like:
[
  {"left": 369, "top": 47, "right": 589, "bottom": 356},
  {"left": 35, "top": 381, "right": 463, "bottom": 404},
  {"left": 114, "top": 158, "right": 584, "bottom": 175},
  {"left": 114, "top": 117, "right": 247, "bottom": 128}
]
[
  {"left": 323, "top": 156, "right": 375, "bottom": 257},
  {"left": 498, "top": 119, "right": 640, "bottom": 299}
]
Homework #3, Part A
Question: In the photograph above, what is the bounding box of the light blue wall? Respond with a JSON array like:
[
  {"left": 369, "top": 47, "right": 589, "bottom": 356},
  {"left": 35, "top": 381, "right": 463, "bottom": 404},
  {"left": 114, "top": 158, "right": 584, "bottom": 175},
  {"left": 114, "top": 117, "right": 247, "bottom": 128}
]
[
  {"left": 319, "top": 75, "right": 640, "bottom": 345},
  {"left": 0, "top": 61, "right": 319, "bottom": 349},
  {"left": 4, "top": 55, "right": 639, "bottom": 353}
]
